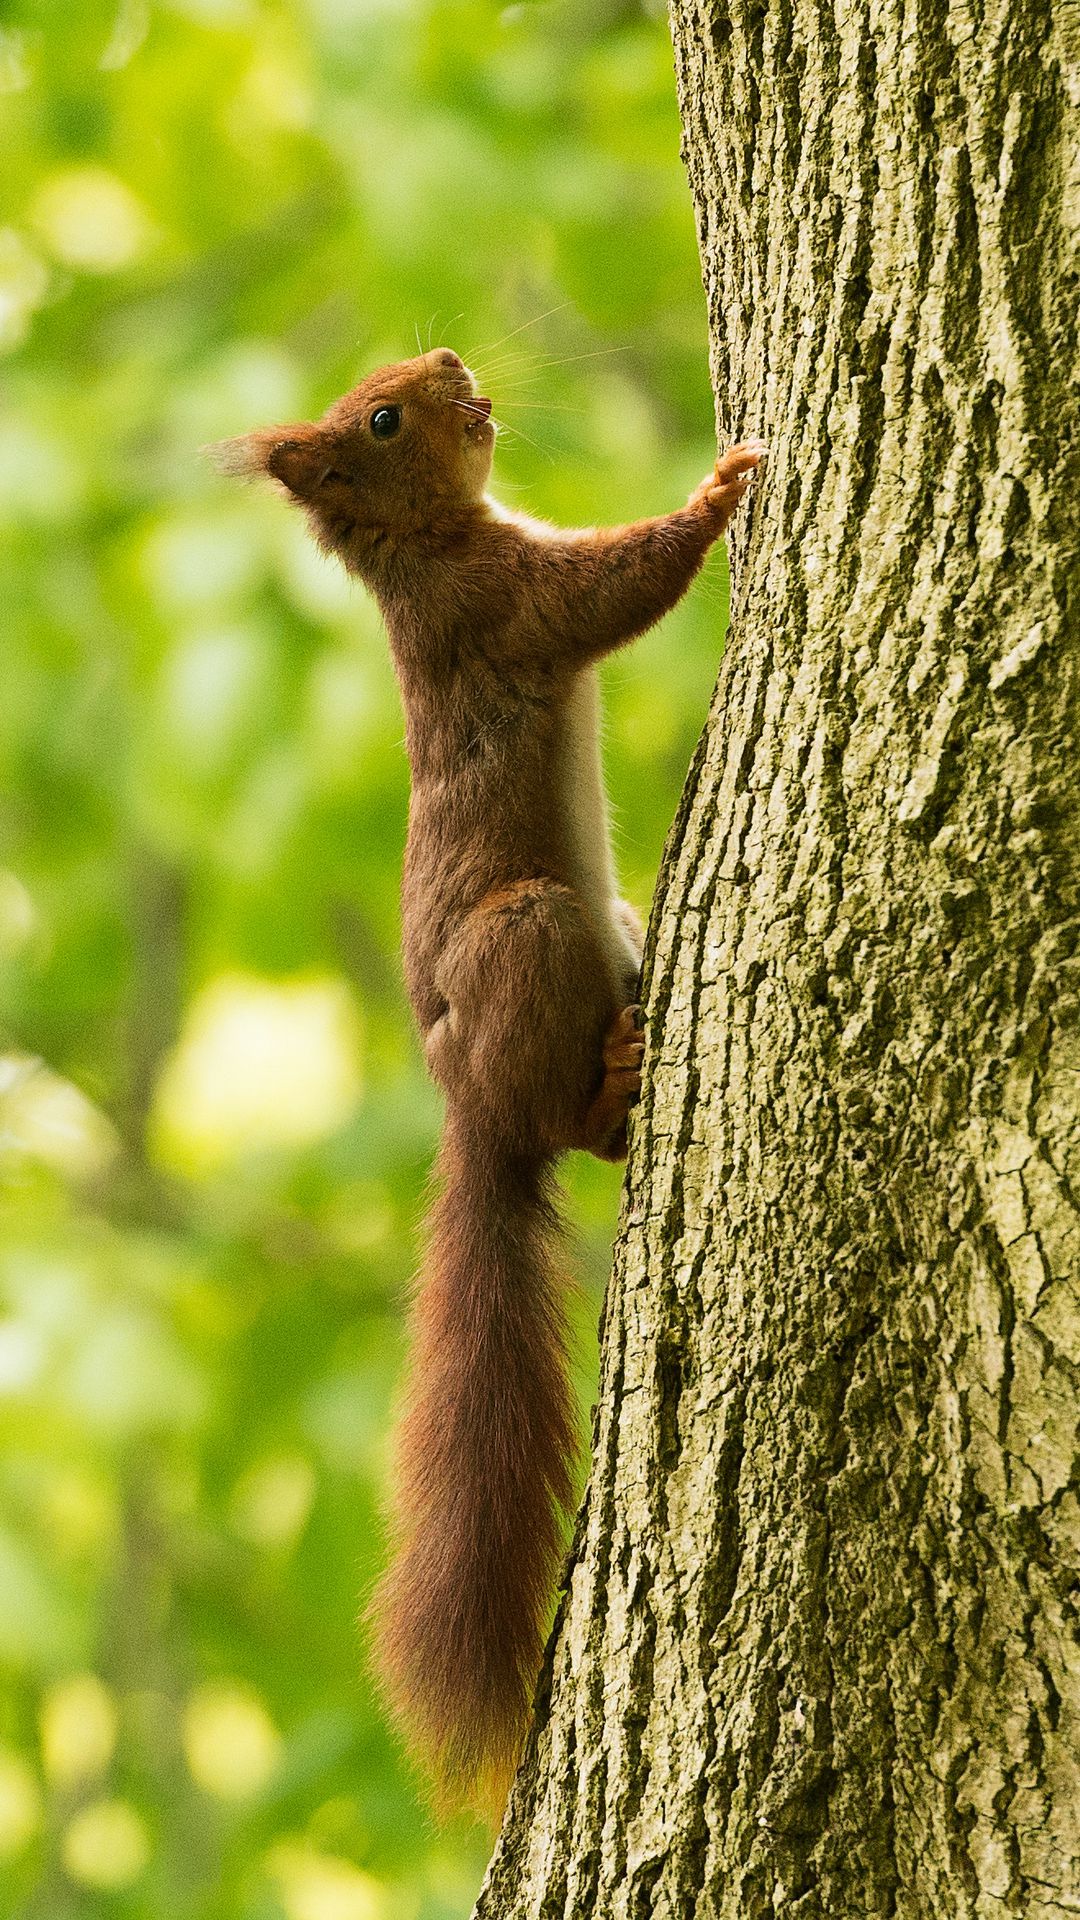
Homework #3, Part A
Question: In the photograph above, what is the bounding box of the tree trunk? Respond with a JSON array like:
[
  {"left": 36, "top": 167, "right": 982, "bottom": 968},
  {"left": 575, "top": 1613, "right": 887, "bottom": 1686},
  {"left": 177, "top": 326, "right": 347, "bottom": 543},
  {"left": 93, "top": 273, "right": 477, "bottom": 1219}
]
[{"left": 475, "top": 0, "right": 1078, "bottom": 1913}]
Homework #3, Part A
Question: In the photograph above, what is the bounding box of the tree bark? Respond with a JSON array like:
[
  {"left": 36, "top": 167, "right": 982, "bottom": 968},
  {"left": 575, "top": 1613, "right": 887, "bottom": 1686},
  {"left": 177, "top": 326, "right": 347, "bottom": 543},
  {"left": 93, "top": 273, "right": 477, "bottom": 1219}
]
[{"left": 475, "top": 0, "right": 1078, "bottom": 1913}]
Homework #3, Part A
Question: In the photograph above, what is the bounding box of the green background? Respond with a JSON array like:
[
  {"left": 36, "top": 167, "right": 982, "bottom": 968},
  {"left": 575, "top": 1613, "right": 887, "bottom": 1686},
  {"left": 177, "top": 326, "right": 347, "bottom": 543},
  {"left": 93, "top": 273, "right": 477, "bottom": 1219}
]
[{"left": 0, "top": 1, "right": 728, "bottom": 1913}]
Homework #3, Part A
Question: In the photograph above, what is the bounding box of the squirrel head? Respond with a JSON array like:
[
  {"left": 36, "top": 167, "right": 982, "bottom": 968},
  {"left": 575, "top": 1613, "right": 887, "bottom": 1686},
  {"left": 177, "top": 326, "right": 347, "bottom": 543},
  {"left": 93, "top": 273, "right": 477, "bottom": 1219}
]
[{"left": 210, "top": 348, "right": 495, "bottom": 557}]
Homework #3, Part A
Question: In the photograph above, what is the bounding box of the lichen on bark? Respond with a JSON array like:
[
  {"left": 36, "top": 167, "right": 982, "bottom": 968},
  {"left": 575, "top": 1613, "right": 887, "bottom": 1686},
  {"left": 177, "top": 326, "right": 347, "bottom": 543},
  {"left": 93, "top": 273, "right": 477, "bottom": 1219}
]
[{"left": 474, "top": 0, "right": 1079, "bottom": 1912}]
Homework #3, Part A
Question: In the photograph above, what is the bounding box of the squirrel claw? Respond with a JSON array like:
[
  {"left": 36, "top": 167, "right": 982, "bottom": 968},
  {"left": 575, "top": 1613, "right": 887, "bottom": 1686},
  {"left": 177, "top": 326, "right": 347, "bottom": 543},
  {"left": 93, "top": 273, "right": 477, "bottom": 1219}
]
[
  {"left": 691, "top": 441, "right": 766, "bottom": 509},
  {"left": 603, "top": 1004, "right": 646, "bottom": 1073},
  {"left": 690, "top": 439, "right": 767, "bottom": 527},
  {"left": 713, "top": 441, "right": 766, "bottom": 487},
  {"left": 579, "top": 1004, "right": 647, "bottom": 1160}
]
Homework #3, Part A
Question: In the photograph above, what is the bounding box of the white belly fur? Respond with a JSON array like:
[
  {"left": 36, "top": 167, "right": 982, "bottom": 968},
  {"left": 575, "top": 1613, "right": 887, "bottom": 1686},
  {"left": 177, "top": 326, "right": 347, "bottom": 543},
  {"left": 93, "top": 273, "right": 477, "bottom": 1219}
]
[{"left": 558, "top": 670, "right": 642, "bottom": 991}]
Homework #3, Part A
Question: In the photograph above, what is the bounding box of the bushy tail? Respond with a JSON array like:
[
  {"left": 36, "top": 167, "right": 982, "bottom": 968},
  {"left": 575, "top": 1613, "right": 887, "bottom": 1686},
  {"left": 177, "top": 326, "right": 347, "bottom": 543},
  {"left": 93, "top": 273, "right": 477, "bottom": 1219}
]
[{"left": 371, "top": 1114, "right": 578, "bottom": 1811}]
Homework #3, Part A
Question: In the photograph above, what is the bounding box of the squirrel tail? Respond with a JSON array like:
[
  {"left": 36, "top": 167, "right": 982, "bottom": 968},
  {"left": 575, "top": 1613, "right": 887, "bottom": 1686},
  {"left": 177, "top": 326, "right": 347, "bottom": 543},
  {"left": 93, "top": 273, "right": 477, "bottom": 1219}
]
[{"left": 371, "top": 1112, "right": 578, "bottom": 1812}]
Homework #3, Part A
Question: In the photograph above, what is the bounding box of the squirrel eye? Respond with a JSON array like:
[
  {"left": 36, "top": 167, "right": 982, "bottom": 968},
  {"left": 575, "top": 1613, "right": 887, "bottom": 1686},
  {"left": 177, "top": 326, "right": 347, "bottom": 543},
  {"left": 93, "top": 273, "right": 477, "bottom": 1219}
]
[{"left": 370, "top": 405, "right": 401, "bottom": 440}]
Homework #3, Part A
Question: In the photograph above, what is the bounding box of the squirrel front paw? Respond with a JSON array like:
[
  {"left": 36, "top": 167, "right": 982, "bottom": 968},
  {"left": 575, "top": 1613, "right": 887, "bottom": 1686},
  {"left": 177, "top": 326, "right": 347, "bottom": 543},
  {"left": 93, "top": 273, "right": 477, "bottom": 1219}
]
[{"left": 691, "top": 439, "right": 767, "bottom": 530}]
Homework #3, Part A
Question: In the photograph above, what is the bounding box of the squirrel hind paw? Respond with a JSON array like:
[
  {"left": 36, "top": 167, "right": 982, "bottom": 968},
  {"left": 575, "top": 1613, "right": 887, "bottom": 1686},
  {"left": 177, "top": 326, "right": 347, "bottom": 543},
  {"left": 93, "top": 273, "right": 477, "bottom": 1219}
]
[
  {"left": 578, "top": 1004, "right": 645, "bottom": 1159},
  {"left": 602, "top": 1003, "right": 646, "bottom": 1071}
]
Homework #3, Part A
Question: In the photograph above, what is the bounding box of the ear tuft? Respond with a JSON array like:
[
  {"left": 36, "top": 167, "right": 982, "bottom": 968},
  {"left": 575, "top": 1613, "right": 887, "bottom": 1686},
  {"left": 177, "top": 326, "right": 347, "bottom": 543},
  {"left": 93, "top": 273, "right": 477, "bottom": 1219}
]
[{"left": 203, "top": 431, "right": 275, "bottom": 478}]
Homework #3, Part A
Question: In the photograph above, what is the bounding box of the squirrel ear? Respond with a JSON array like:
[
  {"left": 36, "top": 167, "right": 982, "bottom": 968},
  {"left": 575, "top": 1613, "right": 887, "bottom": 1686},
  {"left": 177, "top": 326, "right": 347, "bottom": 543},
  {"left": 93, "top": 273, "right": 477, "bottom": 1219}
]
[
  {"left": 204, "top": 426, "right": 336, "bottom": 502},
  {"left": 263, "top": 437, "right": 338, "bottom": 501}
]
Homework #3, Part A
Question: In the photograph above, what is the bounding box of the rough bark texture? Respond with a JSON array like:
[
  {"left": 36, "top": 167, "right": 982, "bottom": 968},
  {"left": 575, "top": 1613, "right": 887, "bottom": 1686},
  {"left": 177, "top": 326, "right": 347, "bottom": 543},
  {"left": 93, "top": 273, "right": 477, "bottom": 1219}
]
[{"left": 475, "top": 2, "right": 1078, "bottom": 1914}]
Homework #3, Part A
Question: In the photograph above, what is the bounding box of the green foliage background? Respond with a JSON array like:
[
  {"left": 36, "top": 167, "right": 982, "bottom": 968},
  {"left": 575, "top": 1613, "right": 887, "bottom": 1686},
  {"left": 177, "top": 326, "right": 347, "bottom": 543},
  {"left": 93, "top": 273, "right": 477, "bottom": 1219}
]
[{"left": 0, "top": 1, "right": 727, "bottom": 1913}]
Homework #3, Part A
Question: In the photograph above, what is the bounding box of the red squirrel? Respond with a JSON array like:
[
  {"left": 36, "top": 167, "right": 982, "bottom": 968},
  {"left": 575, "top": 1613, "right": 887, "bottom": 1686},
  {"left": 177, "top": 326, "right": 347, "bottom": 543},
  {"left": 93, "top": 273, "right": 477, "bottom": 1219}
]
[{"left": 214, "top": 348, "right": 763, "bottom": 1809}]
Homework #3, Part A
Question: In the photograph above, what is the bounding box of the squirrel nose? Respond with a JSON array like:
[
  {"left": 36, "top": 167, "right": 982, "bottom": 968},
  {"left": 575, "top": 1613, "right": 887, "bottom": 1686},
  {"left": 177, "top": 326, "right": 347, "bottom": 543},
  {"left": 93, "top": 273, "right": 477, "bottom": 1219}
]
[{"left": 433, "top": 349, "right": 464, "bottom": 370}]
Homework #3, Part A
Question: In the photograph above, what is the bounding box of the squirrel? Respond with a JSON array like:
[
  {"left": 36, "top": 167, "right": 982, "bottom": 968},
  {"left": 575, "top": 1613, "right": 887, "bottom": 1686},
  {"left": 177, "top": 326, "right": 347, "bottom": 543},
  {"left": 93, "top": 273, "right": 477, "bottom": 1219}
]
[{"left": 213, "top": 347, "right": 763, "bottom": 1811}]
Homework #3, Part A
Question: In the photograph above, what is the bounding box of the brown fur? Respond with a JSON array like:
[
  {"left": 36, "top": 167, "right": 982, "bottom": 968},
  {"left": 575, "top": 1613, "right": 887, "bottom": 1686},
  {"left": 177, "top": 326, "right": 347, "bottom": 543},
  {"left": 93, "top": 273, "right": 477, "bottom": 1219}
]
[{"left": 214, "top": 347, "right": 762, "bottom": 1809}]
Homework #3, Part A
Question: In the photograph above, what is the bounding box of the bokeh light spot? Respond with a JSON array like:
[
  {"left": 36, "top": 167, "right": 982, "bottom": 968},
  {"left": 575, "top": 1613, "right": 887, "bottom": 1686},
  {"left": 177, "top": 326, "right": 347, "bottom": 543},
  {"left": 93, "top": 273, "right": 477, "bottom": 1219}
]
[
  {"left": 0, "top": 1057, "right": 120, "bottom": 1182},
  {"left": 152, "top": 973, "right": 363, "bottom": 1177},
  {"left": 0, "top": 1748, "right": 42, "bottom": 1857},
  {"left": 182, "top": 1681, "right": 282, "bottom": 1799},
  {"left": 30, "top": 167, "right": 153, "bottom": 273},
  {"left": 0, "top": 230, "right": 48, "bottom": 353},
  {"left": 41, "top": 1673, "right": 118, "bottom": 1788},
  {"left": 62, "top": 1799, "right": 150, "bottom": 1890},
  {"left": 268, "top": 1842, "right": 387, "bottom": 1920},
  {"left": 230, "top": 1453, "right": 317, "bottom": 1548}
]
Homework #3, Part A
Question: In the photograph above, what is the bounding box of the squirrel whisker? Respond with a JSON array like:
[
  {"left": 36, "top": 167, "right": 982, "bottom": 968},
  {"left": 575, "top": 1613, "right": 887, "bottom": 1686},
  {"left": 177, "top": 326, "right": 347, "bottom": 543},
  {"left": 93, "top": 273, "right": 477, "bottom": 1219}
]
[
  {"left": 487, "top": 400, "right": 585, "bottom": 413},
  {"left": 471, "top": 345, "right": 631, "bottom": 383},
  {"left": 434, "top": 312, "right": 464, "bottom": 349},
  {"left": 464, "top": 301, "right": 573, "bottom": 362},
  {"left": 489, "top": 418, "right": 553, "bottom": 460}
]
